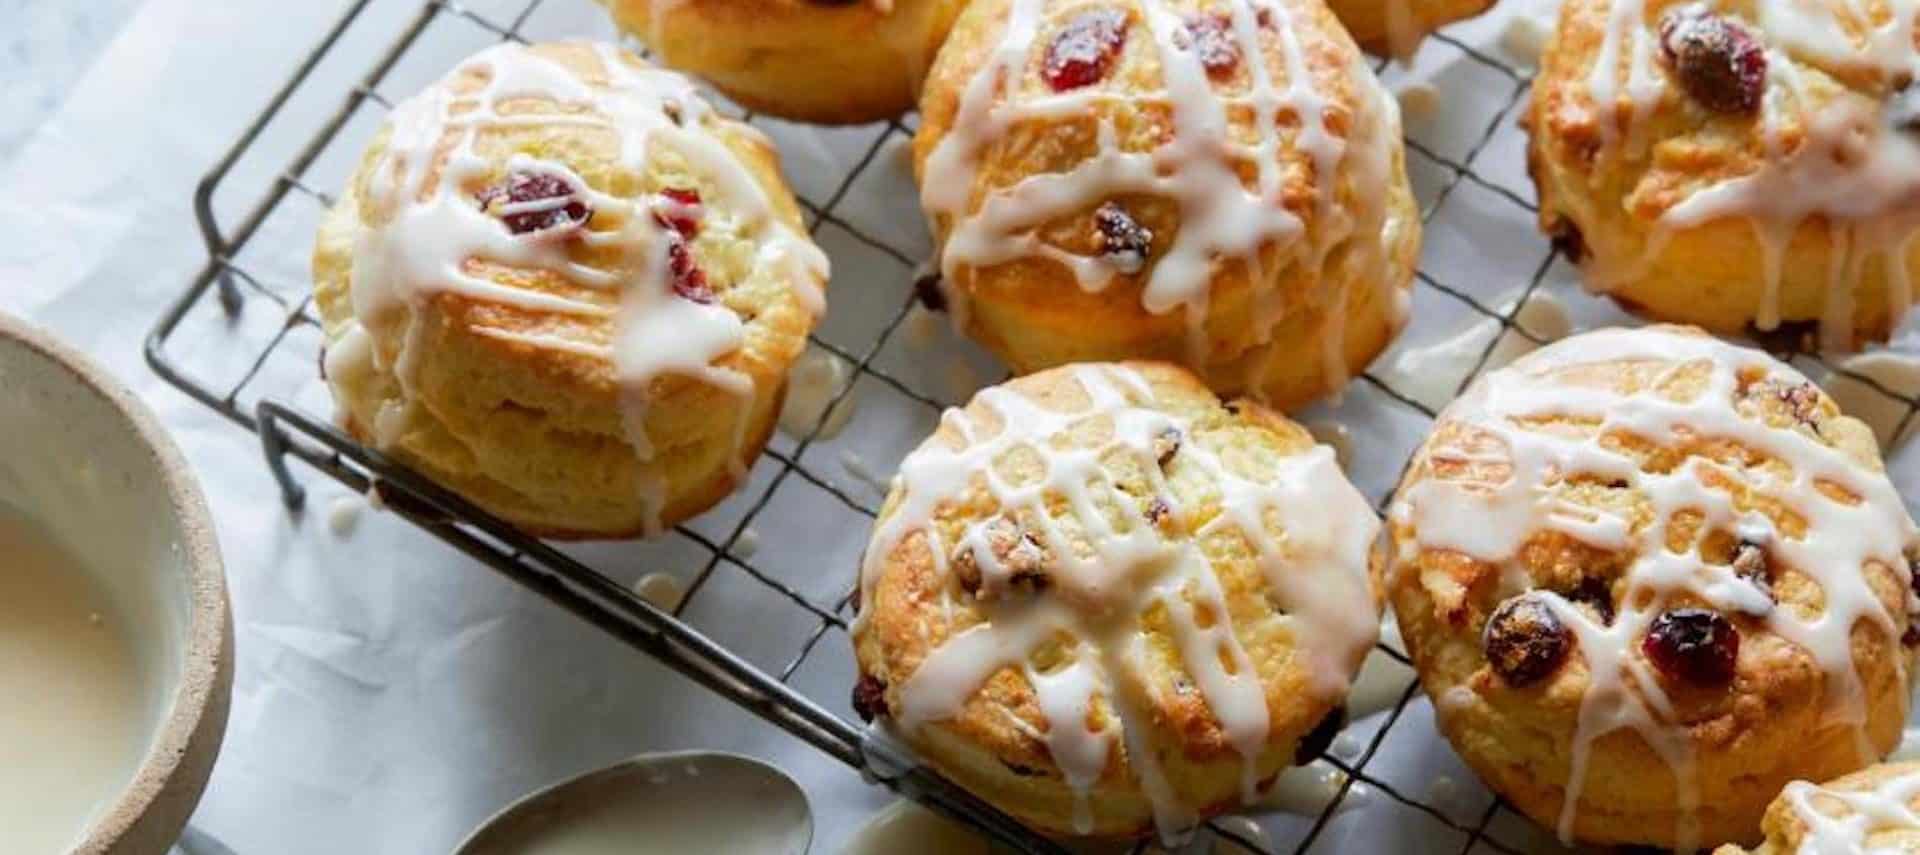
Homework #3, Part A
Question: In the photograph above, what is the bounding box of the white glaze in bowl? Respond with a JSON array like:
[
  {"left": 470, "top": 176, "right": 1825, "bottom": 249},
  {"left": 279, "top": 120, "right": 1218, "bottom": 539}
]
[{"left": 0, "top": 312, "right": 232, "bottom": 854}]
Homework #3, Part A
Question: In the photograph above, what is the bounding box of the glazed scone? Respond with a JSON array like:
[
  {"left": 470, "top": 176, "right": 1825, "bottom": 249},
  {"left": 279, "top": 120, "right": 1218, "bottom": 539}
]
[
  {"left": 850, "top": 362, "right": 1381, "bottom": 839},
  {"left": 313, "top": 42, "right": 828, "bottom": 538},
  {"left": 914, "top": 0, "right": 1420, "bottom": 412},
  {"left": 1527, "top": 0, "right": 1920, "bottom": 350},
  {"left": 1330, "top": 0, "right": 1494, "bottom": 59},
  {"left": 597, "top": 0, "right": 966, "bottom": 123},
  {"left": 1385, "top": 325, "right": 1920, "bottom": 850},
  {"left": 1715, "top": 762, "right": 1920, "bottom": 854}
]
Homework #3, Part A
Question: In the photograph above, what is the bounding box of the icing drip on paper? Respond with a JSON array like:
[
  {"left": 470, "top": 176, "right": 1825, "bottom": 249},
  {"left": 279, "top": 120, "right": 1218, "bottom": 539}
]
[
  {"left": 920, "top": 0, "right": 1406, "bottom": 400},
  {"left": 857, "top": 365, "right": 1379, "bottom": 841},
  {"left": 336, "top": 43, "right": 826, "bottom": 534},
  {"left": 1391, "top": 327, "right": 1918, "bottom": 848},
  {"left": 1581, "top": 0, "right": 1920, "bottom": 348},
  {"left": 1781, "top": 767, "right": 1920, "bottom": 853}
]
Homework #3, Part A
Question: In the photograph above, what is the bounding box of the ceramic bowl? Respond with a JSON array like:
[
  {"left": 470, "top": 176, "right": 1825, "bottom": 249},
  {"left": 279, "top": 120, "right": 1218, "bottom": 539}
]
[{"left": 0, "top": 312, "right": 232, "bottom": 854}]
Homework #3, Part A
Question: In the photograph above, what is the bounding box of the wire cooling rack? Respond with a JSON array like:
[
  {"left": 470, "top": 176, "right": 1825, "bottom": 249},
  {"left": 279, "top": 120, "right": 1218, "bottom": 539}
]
[{"left": 144, "top": 0, "right": 1920, "bottom": 852}]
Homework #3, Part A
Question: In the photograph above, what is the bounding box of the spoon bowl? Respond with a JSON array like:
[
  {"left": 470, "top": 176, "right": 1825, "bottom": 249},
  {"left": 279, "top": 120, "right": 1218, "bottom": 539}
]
[{"left": 454, "top": 751, "right": 812, "bottom": 855}]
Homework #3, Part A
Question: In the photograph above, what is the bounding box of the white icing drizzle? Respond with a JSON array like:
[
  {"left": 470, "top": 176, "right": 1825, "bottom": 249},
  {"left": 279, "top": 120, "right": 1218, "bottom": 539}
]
[
  {"left": 920, "top": 0, "right": 1406, "bottom": 402},
  {"left": 857, "top": 364, "right": 1379, "bottom": 841},
  {"left": 1579, "top": 0, "right": 1920, "bottom": 348},
  {"left": 336, "top": 43, "right": 826, "bottom": 534},
  {"left": 1391, "top": 326, "right": 1918, "bottom": 847},
  {"left": 1781, "top": 767, "right": 1920, "bottom": 854}
]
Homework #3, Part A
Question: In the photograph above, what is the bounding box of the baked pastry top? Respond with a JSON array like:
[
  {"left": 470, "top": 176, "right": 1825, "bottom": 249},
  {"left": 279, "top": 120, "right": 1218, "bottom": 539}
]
[
  {"left": 1715, "top": 761, "right": 1920, "bottom": 854},
  {"left": 851, "top": 361, "right": 1380, "bottom": 839},
  {"left": 1528, "top": 0, "right": 1920, "bottom": 348},
  {"left": 1386, "top": 325, "right": 1919, "bottom": 849},
  {"left": 914, "top": 0, "right": 1419, "bottom": 411},
  {"left": 313, "top": 41, "right": 827, "bottom": 538},
  {"left": 598, "top": 0, "right": 967, "bottom": 123}
]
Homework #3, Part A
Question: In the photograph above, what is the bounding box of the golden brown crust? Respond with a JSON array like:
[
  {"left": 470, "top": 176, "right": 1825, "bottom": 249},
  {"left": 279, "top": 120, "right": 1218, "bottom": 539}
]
[
  {"left": 1386, "top": 325, "right": 1916, "bottom": 848},
  {"left": 599, "top": 0, "right": 967, "bottom": 123},
  {"left": 1527, "top": 0, "right": 1920, "bottom": 344},
  {"left": 1328, "top": 0, "right": 1495, "bottom": 57},
  {"left": 913, "top": 0, "right": 1420, "bottom": 411},
  {"left": 853, "top": 361, "right": 1377, "bottom": 837},
  {"left": 312, "top": 43, "right": 823, "bottom": 538}
]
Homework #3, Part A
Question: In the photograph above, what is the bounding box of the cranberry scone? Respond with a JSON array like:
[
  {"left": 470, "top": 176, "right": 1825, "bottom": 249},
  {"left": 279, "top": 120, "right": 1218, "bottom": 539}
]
[
  {"left": 596, "top": 0, "right": 967, "bottom": 123},
  {"left": 1527, "top": 0, "right": 1920, "bottom": 349},
  {"left": 914, "top": 0, "right": 1420, "bottom": 411},
  {"left": 1386, "top": 325, "right": 1920, "bottom": 849},
  {"left": 1716, "top": 761, "right": 1920, "bottom": 853},
  {"left": 313, "top": 42, "right": 828, "bottom": 538},
  {"left": 851, "top": 362, "right": 1380, "bottom": 839}
]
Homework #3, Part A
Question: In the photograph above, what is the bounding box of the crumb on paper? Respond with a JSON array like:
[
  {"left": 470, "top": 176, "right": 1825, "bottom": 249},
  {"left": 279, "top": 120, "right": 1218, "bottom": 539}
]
[
  {"left": 732, "top": 527, "right": 761, "bottom": 559},
  {"left": 633, "top": 572, "right": 684, "bottom": 611},
  {"left": 1501, "top": 14, "right": 1551, "bottom": 64},
  {"left": 327, "top": 494, "right": 363, "bottom": 538},
  {"left": 1394, "top": 82, "right": 1440, "bottom": 123}
]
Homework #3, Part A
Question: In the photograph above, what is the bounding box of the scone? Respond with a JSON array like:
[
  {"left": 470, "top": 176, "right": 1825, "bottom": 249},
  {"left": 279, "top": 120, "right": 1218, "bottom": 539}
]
[
  {"left": 850, "top": 362, "right": 1381, "bottom": 839},
  {"left": 1330, "top": 0, "right": 1494, "bottom": 59},
  {"left": 597, "top": 0, "right": 967, "bottom": 123},
  {"left": 1715, "top": 761, "right": 1920, "bottom": 854},
  {"left": 1385, "top": 325, "right": 1920, "bottom": 850},
  {"left": 913, "top": 0, "right": 1420, "bottom": 412},
  {"left": 1527, "top": 0, "right": 1920, "bottom": 350},
  {"left": 313, "top": 42, "right": 828, "bottom": 538}
]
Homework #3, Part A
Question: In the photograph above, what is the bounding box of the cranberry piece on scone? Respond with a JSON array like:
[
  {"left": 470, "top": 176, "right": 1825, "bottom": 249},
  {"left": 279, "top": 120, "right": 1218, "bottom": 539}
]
[
  {"left": 1657, "top": 5, "right": 1767, "bottom": 115},
  {"left": 1043, "top": 8, "right": 1129, "bottom": 91},
  {"left": 476, "top": 171, "right": 591, "bottom": 235},
  {"left": 664, "top": 238, "right": 714, "bottom": 304},
  {"left": 1182, "top": 14, "right": 1242, "bottom": 77},
  {"left": 1093, "top": 201, "right": 1154, "bottom": 273},
  {"left": 653, "top": 187, "right": 703, "bottom": 238},
  {"left": 1483, "top": 593, "right": 1572, "bottom": 687},
  {"left": 852, "top": 673, "right": 888, "bottom": 722},
  {"left": 1644, "top": 608, "right": 1740, "bottom": 686}
]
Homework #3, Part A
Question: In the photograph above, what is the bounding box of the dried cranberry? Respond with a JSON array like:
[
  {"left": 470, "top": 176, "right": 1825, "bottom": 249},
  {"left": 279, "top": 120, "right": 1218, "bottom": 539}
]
[
  {"left": 1908, "top": 556, "right": 1920, "bottom": 601},
  {"left": 664, "top": 236, "right": 714, "bottom": 304},
  {"left": 1731, "top": 540, "right": 1774, "bottom": 609},
  {"left": 653, "top": 187, "right": 703, "bottom": 238},
  {"left": 1093, "top": 201, "right": 1153, "bottom": 273},
  {"left": 1771, "top": 380, "right": 1821, "bottom": 425},
  {"left": 1293, "top": 706, "right": 1346, "bottom": 764},
  {"left": 1182, "top": 14, "right": 1241, "bottom": 77},
  {"left": 1643, "top": 608, "right": 1740, "bottom": 686},
  {"left": 1566, "top": 577, "right": 1616, "bottom": 626},
  {"left": 1658, "top": 5, "right": 1767, "bottom": 115},
  {"left": 950, "top": 516, "right": 1053, "bottom": 599},
  {"left": 852, "top": 673, "right": 888, "bottom": 722},
  {"left": 1483, "top": 593, "right": 1571, "bottom": 687},
  {"left": 1145, "top": 496, "right": 1171, "bottom": 524},
  {"left": 912, "top": 269, "right": 947, "bottom": 312},
  {"left": 1043, "top": 8, "right": 1129, "bottom": 91},
  {"left": 475, "top": 171, "right": 591, "bottom": 235}
]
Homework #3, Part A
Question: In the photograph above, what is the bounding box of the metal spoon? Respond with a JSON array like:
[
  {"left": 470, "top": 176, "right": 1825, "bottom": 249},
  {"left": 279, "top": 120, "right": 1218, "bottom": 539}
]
[{"left": 453, "top": 751, "right": 812, "bottom": 855}]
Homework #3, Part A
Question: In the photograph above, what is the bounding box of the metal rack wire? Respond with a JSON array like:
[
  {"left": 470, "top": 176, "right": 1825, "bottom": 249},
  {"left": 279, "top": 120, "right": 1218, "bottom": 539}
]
[{"left": 143, "top": 0, "right": 1920, "bottom": 852}]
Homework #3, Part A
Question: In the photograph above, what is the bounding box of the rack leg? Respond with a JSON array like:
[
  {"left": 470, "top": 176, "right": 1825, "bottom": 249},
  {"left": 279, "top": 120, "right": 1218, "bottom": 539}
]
[
  {"left": 256, "top": 404, "right": 308, "bottom": 511},
  {"left": 216, "top": 269, "right": 243, "bottom": 317}
]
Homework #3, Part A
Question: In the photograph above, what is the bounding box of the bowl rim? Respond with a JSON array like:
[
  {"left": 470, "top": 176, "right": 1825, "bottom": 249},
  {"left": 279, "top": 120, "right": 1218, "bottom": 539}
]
[{"left": 0, "top": 311, "right": 232, "bottom": 853}]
